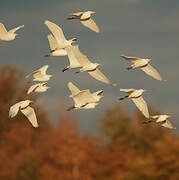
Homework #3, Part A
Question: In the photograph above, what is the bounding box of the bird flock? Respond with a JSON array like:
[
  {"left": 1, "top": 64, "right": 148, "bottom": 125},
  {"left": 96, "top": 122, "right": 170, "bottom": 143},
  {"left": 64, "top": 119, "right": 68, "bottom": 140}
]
[{"left": 0, "top": 10, "right": 175, "bottom": 129}]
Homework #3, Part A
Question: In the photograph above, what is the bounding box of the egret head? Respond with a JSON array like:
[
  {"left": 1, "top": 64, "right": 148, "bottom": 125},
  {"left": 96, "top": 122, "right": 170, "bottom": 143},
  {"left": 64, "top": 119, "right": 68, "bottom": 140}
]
[
  {"left": 28, "top": 100, "right": 33, "bottom": 104},
  {"left": 89, "top": 11, "right": 96, "bottom": 14},
  {"left": 96, "top": 63, "right": 102, "bottom": 67},
  {"left": 49, "top": 75, "right": 54, "bottom": 78},
  {"left": 94, "top": 90, "right": 104, "bottom": 100},
  {"left": 166, "top": 115, "right": 172, "bottom": 118},
  {"left": 147, "top": 58, "right": 152, "bottom": 62}
]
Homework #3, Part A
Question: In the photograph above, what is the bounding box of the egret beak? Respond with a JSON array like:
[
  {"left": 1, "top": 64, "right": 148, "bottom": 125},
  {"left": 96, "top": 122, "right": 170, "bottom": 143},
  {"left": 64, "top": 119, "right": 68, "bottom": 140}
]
[
  {"left": 49, "top": 75, "right": 54, "bottom": 77},
  {"left": 15, "top": 33, "right": 19, "bottom": 37},
  {"left": 91, "top": 11, "right": 96, "bottom": 14},
  {"left": 144, "top": 89, "right": 148, "bottom": 92},
  {"left": 72, "top": 38, "right": 77, "bottom": 42},
  {"left": 97, "top": 90, "right": 103, "bottom": 96}
]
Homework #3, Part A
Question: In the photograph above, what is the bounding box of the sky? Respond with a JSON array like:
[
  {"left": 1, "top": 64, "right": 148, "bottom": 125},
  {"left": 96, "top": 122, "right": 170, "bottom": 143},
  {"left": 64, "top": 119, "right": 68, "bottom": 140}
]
[{"left": 0, "top": 0, "right": 179, "bottom": 133}]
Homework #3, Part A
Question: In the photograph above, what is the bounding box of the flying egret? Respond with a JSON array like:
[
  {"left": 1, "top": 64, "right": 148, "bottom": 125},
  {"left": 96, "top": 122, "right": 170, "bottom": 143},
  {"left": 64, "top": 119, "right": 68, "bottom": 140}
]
[
  {"left": 9, "top": 100, "right": 38, "bottom": 128},
  {"left": 0, "top": 22, "right": 24, "bottom": 41},
  {"left": 26, "top": 65, "right": 53, "bottom": 82},
  {"left": 44, "top": 20, "right": 77, "bottom": 49},
  {"left": 119, "top": 88, "right": 149, "bottom": 118},
  {"left": 121, "top": 55, "right": 165, "bottom": 81},
  {"left": 27, "top": 82, "right": 51, "bottom": 94},
  {"left": 44, "top": 34, "right": 67, "bottom": 57},
  {"left": 144, "top": 115, "right": 176, "bottom": 129},
  {"left": 67, "top": 82, "right": 103, "bottom": 111},
  {"left": 66, "top": 45, "right": 115, "bottom": 85},
  {"left": 67, "top": 11, "right": 100, "bottom": 33}
]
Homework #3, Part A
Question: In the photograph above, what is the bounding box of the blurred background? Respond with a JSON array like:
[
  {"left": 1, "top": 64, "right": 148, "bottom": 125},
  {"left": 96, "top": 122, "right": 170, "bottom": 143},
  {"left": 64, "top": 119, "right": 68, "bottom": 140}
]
[{"left": 0, "top": 0, "right": 179, "bottom": 179}]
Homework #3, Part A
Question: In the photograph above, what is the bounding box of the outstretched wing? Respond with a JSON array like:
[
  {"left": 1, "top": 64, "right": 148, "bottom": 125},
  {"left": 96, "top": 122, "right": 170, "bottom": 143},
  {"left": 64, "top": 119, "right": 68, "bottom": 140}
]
[
  {"left": 9, "top": 102, "right": 20, "bottom": 118},
  {"left": 141, "top": 64, "right": 163, "bottom": 81},
  {"left": 72, "top": 46, "right": 91, "bottom": 66},
  {"left": 25, "top": 65, "right": 48, "bottom": 79},
  {"left": 88, "top": 69, "right": 112, "bottom": 85},
  {"left": 47, "top": 34, "right": 58, "bottom": 50},
  {"left": 65, "top": 46, "right": 82, "bottom": 67},
  {"left": 131, "top": 96, "right": 149, "bottom": 118},
  {"left": 80, "top": 18, "right": 99, "bottom": 33},
  {"left": 21, "top": 106, "right": 38, "bottom": 128},
  {"left": 68, "top": 82, "right": 81, "bottom": 97},
  {"left": 72, "top": 12, "right": 83, "bottom": 17},
  {"left": 120, "top": 55, "right": 141, "bottom": 61},
  {"left": 73, "top": 90, "right": 94, "bottom": 107},
  {"left": 44, "top": 20, "right": 66, "bottom": 47},
  {"left": 0, "top": 22, "right": 8, "bottom": 35},
  {"left": 160, "top": 120, "right": 176, "bottom": 129},
  {"left": 27, "top": 84, "right": 40, "bottom": 94},
  {"left": 120, "top": 88, "right": 135, "bottom": 93},
  {"left": 39, "top": 65, "right": 48, "bottom": 75},
  {"left": 8, "top": 25, "right": 24, "bottom": 33}
]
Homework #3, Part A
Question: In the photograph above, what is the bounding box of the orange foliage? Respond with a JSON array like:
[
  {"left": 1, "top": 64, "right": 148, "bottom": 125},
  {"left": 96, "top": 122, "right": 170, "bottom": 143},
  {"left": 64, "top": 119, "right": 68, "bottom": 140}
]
[{"left": 0, "top": 65, "right": 179, "bottom": 180}]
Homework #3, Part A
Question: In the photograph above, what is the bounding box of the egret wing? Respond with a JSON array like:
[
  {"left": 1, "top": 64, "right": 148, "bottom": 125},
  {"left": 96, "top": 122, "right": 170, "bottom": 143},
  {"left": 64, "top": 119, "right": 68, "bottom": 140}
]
[
  {"left": 141, "top": 64, "right": 163, "bottom": 81},
  {"left": 151, "top": 115, "right": 160, "bottom": 119},
  {"left": 73, "top": 46, "right": 91, "bottom": 66},
  {"left": 8, "top": 25, "right": 24, "bottom": 33},
  {"left": 161, "top": 120, "right": 176, "bottom": 129},
  {"left": 44, "top": 20, "right": 66, "bottom": 47},
  {"left": 131, "top": 96, "right": 149, "bottom": 118},
  {"left": 21, "top": 106, "right": 38, "bottom": 128},
  {"left": 120, "top": 88, "right": 135, "bottom": 93},
  {"left": 0, "top": 23, "right": 8, "bottom": 34},
  {"left": 68, "top": 82, "right": 80, "bottom": 96},
  {"left": 25, "top": 65, "right": 48, "bottom": 79},
  {"left": 9, "top": 102, "right": 20, "bottom": 118},
  {"left": 88, "top": 69, "right": 111, "bottom": 85},
  {"left": 80, "top": 18, "right": 99, "bottom": 33},
  {"left": 65, "top": 46, "right": 82, "bottom": 67},
  {"left": 48, "top": 34, "right": 58, "bottom": 50},
  {"left": 120, "top": 55, "right": 141, "bottom": 61},
  {"left": 38, "top": 65, "right": 48, "bottom": 75},
  {"left": 73, "top": 90, "right": 94, "bottom": 107},
  {"left": 27, "top": 84, "right": 40, "bottom": 94},
  {"left": 72, "top": 12, "right": 83, "bottom": 17}
]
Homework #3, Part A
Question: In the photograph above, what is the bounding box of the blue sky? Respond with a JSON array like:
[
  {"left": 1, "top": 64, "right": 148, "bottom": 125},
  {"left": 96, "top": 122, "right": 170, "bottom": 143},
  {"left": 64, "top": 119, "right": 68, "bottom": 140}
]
[{"left": 0, "top": 0, "right": 179, "bottom": 133}]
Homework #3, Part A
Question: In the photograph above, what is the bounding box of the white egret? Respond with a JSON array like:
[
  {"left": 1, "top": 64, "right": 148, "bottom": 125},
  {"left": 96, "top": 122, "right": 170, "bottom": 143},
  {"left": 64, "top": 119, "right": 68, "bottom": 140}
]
[
  {"left": 119, "top": 88, "right": 149, "bottom": 118},
  {"left": 66, "top": 45, "right": 115, "bottom": 85},
  {"left": 0, "top": 22, "right": 24, "bottom": 41},
  {"left": 44, "top": 34, "right": 67, "bottom": 57},
  {"left": 9, "top": 100, "right": 38, "bottom": 128},
  {"left": 67, "top": 11, "right": 100, "bottom": 33},
  {"left": 67, "top": 82, "right": 103, "bottom": 111},
  {"left": 144, "top": 115, "right": 176, "bottom": 129},
  {"left": 44, "top": 20, "right": 77, "bottom": 49},
  {"left": 121, "top": 55, "right": 164, "bottom": 81},
  {"left": 26, "top": 65, "right": 53, "bottom": 82},
  {"left": 27, "top": 82, "right": 51, "bottom": 94}
]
